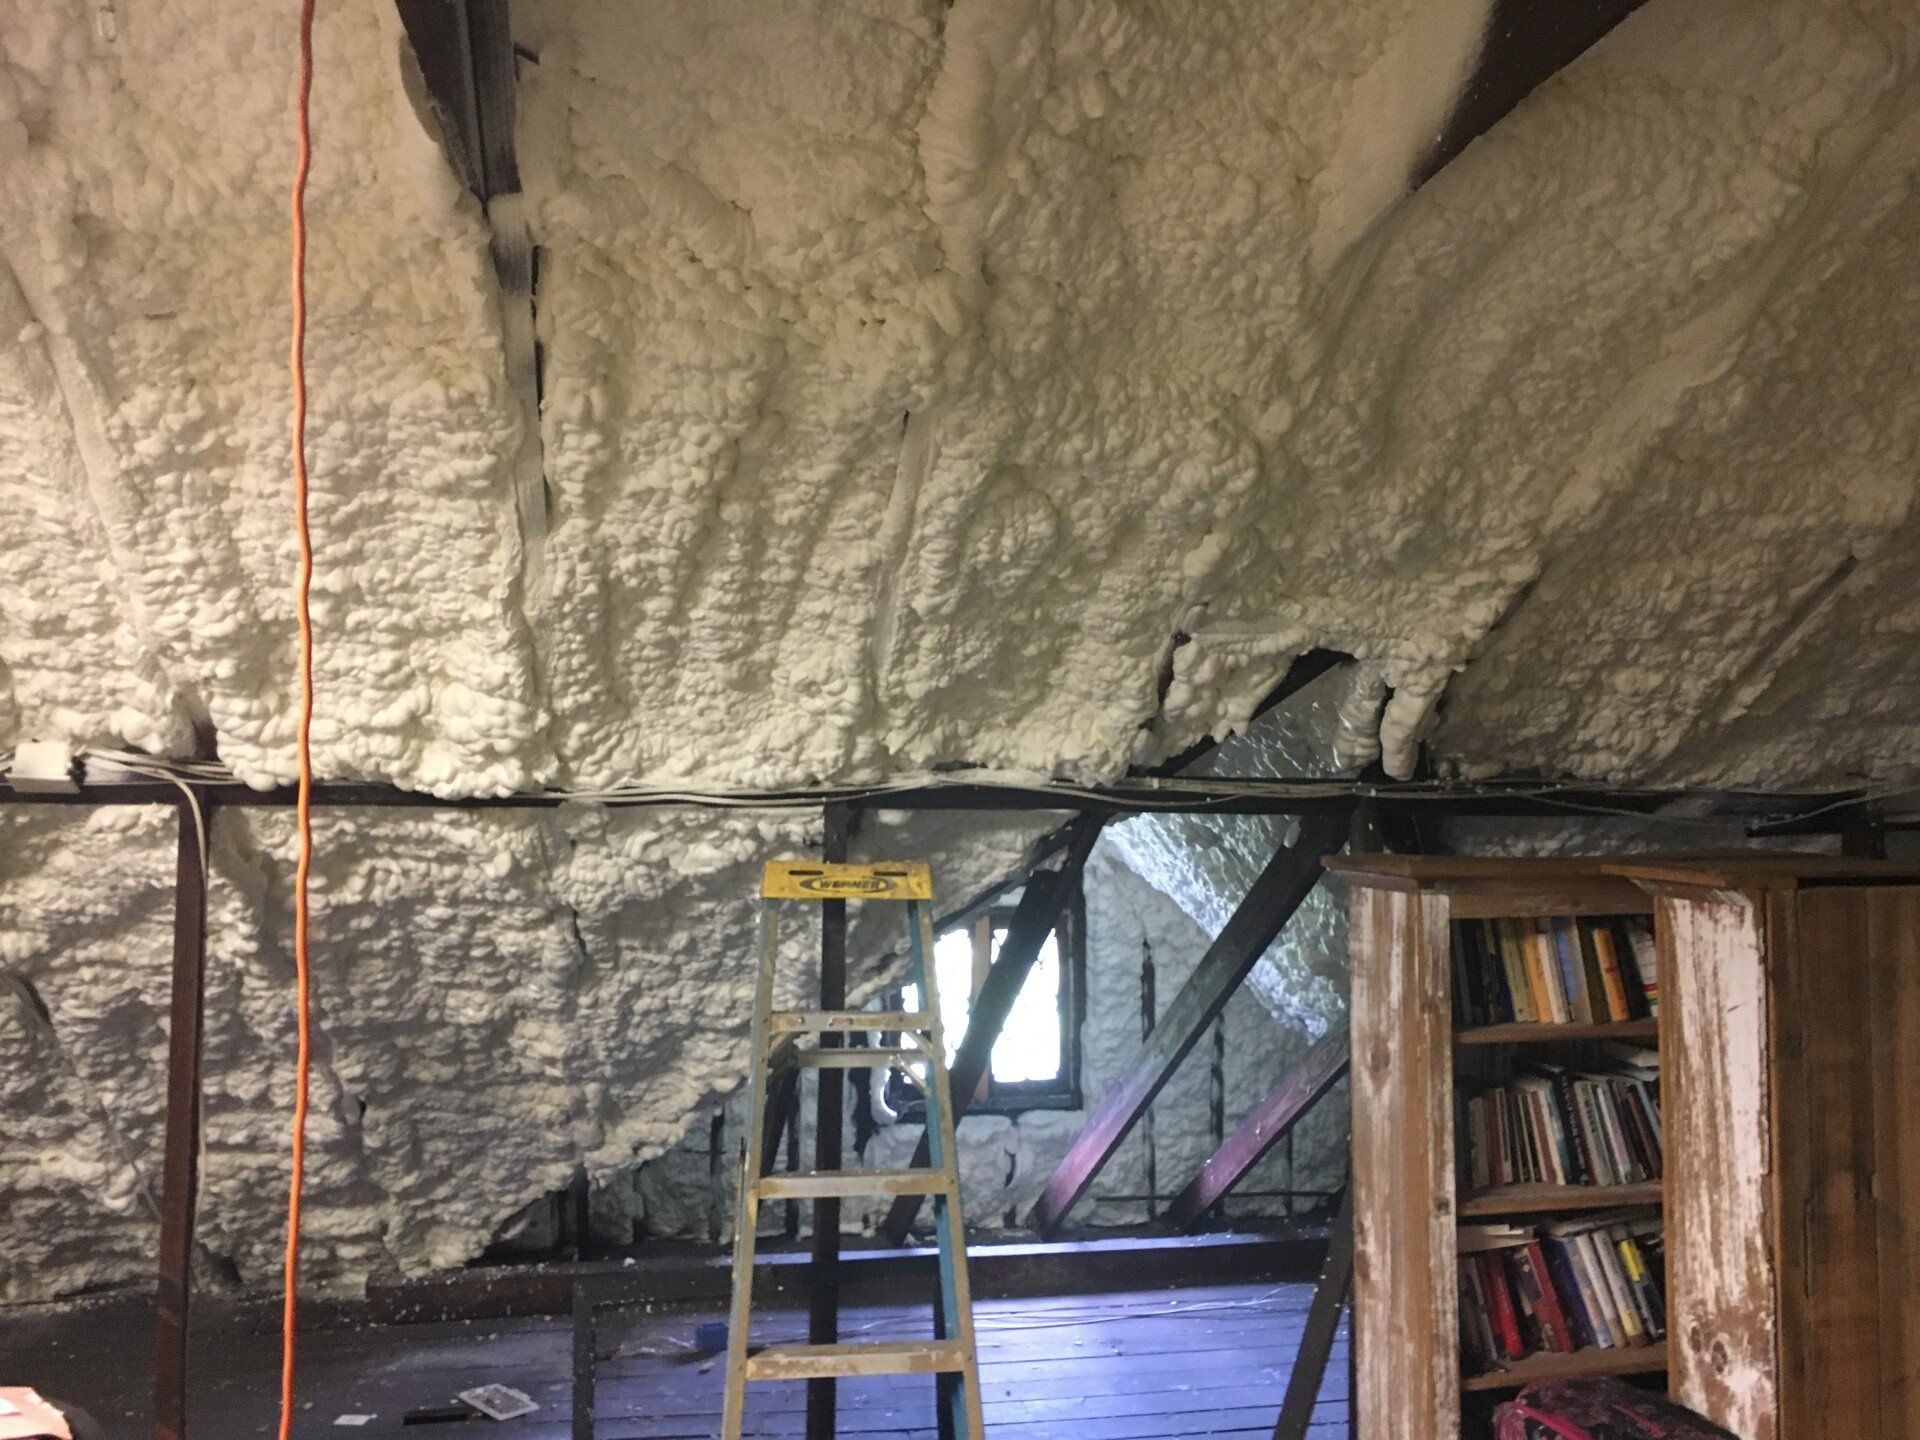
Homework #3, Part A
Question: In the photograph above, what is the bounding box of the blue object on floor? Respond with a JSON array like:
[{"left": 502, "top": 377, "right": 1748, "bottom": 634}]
[{"left": 694, "top": 1320, "right": 729, "bottom": 1356}]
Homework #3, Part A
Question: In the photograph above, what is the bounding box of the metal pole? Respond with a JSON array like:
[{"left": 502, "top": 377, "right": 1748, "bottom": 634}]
[
  {"left": 155, "top": 795, "right": 211, "bottom": 1440},
  {"left": 806, "top": 804, "right": 853, "bottom": 1440}
]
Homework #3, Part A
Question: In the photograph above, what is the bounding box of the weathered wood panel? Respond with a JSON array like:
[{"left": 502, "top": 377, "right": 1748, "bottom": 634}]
[
  {"left": 1865, "top": 886, "right": 1920, "bottom": 1437},
  {"left": 1657, "top": 892, "right": 1778, "bottom": 1440},
  {"left": 1350, "top": 885, "right": 1456, "bottom": 1440},
  {"left": 1781, "top": 889, "right": 1882, "bottom": 1438}
]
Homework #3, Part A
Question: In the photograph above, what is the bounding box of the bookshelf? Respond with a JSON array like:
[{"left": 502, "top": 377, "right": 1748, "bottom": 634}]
[
  {"left": 1330, "top": 856, "right": 1668, "bottom": 1440},
  {"left": 1455, "top": 1019, "right": 1658, "bottom": 1046},
  {"left": 1458, "top": 1345, "right": 1668, "bottom": 1393},
  {"left": 1334, "top": 852, "right": 1920, "bottom": 1440},
  {"left": 1457, "top": 1181, "right": 1662, "bottom": 1219}
]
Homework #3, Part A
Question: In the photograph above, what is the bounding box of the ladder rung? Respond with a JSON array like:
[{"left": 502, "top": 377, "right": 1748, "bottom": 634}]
[
  {"left": 755, "top": 1169, "right": 951, "bottom": 1201},
  {"left": 770, "top": 1010, "right": 932, "bottom": 1035},
  {"left": 743, "top": 1339, "right": 970, "bottom": 1381},
  {"left": 777, "top": 1046, "right": 922, "bottom": 1070}
]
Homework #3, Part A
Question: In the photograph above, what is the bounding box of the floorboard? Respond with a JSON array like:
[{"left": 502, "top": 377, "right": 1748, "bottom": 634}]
[{"left": 1, "top": 1280, "right": 1349, "bottom": 1439}]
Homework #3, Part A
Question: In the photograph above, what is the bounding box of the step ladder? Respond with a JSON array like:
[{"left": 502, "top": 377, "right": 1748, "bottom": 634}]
[{"left": 721, "top": 860, "right": 985, "bottom": 1440}]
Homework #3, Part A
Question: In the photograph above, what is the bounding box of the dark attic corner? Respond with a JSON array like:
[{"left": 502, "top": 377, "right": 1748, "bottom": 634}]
[{"left": 2, "top": 3, "right": 1918, "bottom": 1440}]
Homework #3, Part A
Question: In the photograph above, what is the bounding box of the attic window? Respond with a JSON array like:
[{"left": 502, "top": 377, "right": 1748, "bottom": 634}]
[{"left": 891, "top": 890, "right": 1084, "bottom": 1116}]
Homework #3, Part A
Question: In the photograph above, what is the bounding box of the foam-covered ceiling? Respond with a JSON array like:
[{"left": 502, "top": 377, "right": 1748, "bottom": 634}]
[{"left": 2, "top": 0, "right": 1918, "bottom": 1298}]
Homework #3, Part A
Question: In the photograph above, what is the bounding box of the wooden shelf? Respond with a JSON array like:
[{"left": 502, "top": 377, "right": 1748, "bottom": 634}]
[
  {"left": 1458, "top": 1182, "right": 1663, "bottom": 1218},
  {"left": 1462, "top": 1344, "right": 1668, "bottom": 1392},
  {"left": 1455, "top": 1019, "right": 1658, "bottom": 1046}
]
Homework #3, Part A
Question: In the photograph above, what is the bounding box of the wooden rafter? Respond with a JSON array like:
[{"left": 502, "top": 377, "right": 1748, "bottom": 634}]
[
  {"left": 1027, "top": 804, "right": 1353, "bottom": 1236},
  {"left": 393, "top": 0, "right": 548, "bottom": 596},
  {"left": 1166, "top": 1025, "right": 1351, "bottom": 1229},
  {"left": 876, "top": 813, "right": 1107, "bottom": 1245},
  {"left": 1413, "top": 0, "right": 1652, "bottom": 188}
]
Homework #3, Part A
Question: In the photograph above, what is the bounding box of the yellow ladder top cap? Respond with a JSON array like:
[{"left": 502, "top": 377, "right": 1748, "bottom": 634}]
[{"left": 762, "top": 860, "right": 933, "bottom": 900}]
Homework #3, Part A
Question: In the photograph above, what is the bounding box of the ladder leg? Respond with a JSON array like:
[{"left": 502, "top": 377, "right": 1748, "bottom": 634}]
[
  {"left": 721, "top": 905, "right": 782, "bottom": 1440},
  {"left": 911, "top": 901, "right": 987, "bottom": 1440}
]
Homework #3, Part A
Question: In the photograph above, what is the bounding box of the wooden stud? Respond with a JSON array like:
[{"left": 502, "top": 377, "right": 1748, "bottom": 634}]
[
  {"left": 806, "top": 804, "right": 853, "bottom": 1440},
  {"left": 155, "top": 797, "right": 211, "bottom": 1440}
]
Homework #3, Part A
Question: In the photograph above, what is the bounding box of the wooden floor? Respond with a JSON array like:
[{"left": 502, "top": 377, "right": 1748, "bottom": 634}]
[{"left": 3, "top": 1281, "right": 1348, "bottom": 1439}]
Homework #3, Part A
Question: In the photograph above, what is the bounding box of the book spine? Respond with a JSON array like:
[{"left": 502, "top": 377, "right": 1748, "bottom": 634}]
[
  {"left": 1551, "top": 1074, "right": 1593, "bottom": 1186},
  {"left": 1521, "top": 1242, "right": 1575, "bottom": 1353},
  {"left": 1524, "top": 924, "right": 1565, "bottom": 1023},
  {"left": 1551, "top": 920, "right": 1592, "bottom": 1024},
  {"left": 1496, "top": 921, "right": 1535, "bottom": 1024},
  {"left": 1480, "top": 1253, "right": 1526, "bottom": 1361},
  {"left": 1543, "top": 1240, "right": 1598, "bottom": 1350},
  {"left": 1592, "top": 924, "right": 1633, "bottom": 1022},
  {"left": 1479, "top": 920, "right": 1515, "bottom": 1023},
  {"left": 1626, "top": 921, "right": 1660, "bottom": 1016},
  {"left": 1616, "top": 1232, "right": 1667, "bottom": 1340},
  {"left": 1589, "top": 1230, "right": 1647, "bottom": 1344}
]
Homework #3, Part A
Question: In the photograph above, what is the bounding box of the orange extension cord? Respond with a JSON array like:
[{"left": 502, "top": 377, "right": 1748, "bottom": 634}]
[{"left": 280, "top": 3, "right": 319, "bottom": 1439}]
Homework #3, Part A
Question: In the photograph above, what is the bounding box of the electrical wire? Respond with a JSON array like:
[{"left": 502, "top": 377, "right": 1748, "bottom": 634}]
[
  {"left": 21, "top": 745, "right": 1920, "bottom": 830},
  {"left": 280, "top": 4, "right": 319, "bottom": 1440}
]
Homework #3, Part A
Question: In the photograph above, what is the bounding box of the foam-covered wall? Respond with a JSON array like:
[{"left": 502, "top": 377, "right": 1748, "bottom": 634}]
[{"left": 2, "top": 0, "right": 1919, "bottom": 1299}]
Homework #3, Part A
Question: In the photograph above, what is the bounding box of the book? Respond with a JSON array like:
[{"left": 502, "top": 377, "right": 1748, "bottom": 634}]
[
  {"left": 1625, "top": 920, "right": 1660, "bottom": 1016},
  {"left": 1451, "top": 914, "right": 1658, "bottom": 1028},
  {"left": 1618, "top": 1225, "right": 1667, "bottom": 1338},
  {"left": 1480, "top": 1252, "right": 1526, "bottom": 1360},
  {"left": 1542, "top": 1238, "right": 1600, "bottom": 1349},
  {"left": 1559, "top": 1233, "right": 1618, "bottom": 1348},
  {"left": 1591, "top": 924, "right": 1634, "bottom": 1022},
  {"left": 1456, "top": 1214, "right": 1667, "bottom": 1374},
  {"left": 1549, "top": 921, "right": 1591, "bottom": 1024},
  {"left": 1495, "top": 922, "right": 1535, "bottom": 1023},
  {"left": 1462, "top": 1056, "right": 1662, "bottom": 1194},
  {"left": 1518, "top": 1242, "right": 1576, "bottom": 1353},
  {"left": 1527, "top": 922, "right": 1568, "bottom": 1023}
]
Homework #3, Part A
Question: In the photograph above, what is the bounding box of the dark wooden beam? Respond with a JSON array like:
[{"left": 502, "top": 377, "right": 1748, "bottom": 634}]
[
  {"left": 1166, "top": 1026, "right": 1350, "bottom": 1229},
  {"left": 393, "top": 0, "right": 548, "bottom": 594},
  {"left": 1027, "top": 804, "right": 1353, "bottom": 1235},
  {"left": 1413, "top": 0, "right": 1651, "bottom": 189},
  {"left": 1839, "top": 803, "right": 1887, "bottom": 860},
  {"left": 1271, "top": 1185, "right": 1354, "bottom": 1440},
  {"left": 155, "top": 797, "right": 212, "bottom": 1440},
  {"left": 806, "top": 803, "right": 854, "bottom": 1440},
  {"left": 368, "top": 1231, "right": 1325, "bottom": 1324},
  {"left": 877, "top": 814, "right": 1107, "bottom": 1245},
  {"left": 1141, "top": 649, "right": 1348, "bottom": 778}
]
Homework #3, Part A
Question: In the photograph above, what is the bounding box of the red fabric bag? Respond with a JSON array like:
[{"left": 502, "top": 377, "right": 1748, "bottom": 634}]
[{"left": 1493, "top": 1377, "right": 1738, "bottom": 1440}]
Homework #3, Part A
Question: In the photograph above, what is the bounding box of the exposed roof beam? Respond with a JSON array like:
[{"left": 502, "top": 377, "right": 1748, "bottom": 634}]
[
  {"left": 1165, "top": 1025, "right": 1351, "bottom": 1230},
  {"left": 1026, "top": 804, "right": 1354, "bottom": 1236},
  {"left": 1413, "top": 0, "right": 1652, "bottom": 189},
  {"left": 876, "top": 813, "right": 1106, "bottom": 1245},
  {"left": 394, "top": 0, "right": 549, "bottom": 597}
]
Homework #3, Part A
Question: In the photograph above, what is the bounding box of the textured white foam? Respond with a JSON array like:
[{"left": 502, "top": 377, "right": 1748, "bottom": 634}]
[{"left": 4, "top": 0, "right": 1920, "bottom": 1299}]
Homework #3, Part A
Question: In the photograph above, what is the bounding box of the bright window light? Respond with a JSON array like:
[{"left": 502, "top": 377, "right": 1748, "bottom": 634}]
[
  {"left": 901, "top": 918, "right": 1065, "bottom": 1087},
  {"left": 989, "top": 927, "right": 1061, "bottom": 1084}
]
